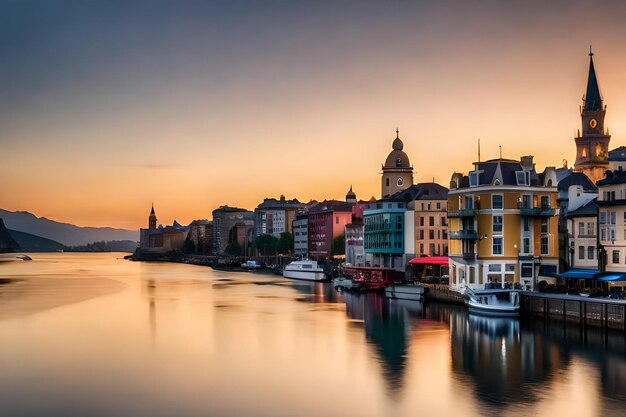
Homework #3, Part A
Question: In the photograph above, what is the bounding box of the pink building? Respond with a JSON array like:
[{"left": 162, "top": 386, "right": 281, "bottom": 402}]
[{"left": 308, "top": 200, "right": 354, "bottom": 259}]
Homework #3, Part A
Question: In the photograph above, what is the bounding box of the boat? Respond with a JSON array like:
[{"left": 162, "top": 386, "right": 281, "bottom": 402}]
[
  {"left": 343, "top": 266, "right": 402, "bottom": 291},
  {"left": 241, "top": 260, "right": 262, "bottom": 271},
  {"left": 385, "top": 284, "right": 426, "bottom": 301},
  {"left": 282, "top": 260, "right": 326, "bottom": 281},
  {"left": 464, "top": 287, "right": 520, "bottom": 317}
]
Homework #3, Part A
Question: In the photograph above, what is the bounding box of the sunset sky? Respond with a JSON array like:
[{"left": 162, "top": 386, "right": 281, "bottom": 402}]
[{"left": 3, "top": 1, "right": 626, "bottom": 230}]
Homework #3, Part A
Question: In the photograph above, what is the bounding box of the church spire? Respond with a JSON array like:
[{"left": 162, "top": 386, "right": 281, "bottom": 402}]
[
  {"left": 584, "top": 47, "right": 601, "bottom": 111},
  {"left": 150, "top": 203, "right": 155, "bottom": 216}
]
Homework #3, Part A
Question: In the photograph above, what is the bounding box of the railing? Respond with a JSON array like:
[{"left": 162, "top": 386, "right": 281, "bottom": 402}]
[
  {"left": 447, "top": 208, "right": 477, "bottom": 218},
  {"left": 519, "top": 207, "right": 556, "bottom": 217},
  {"left": 449, "top": 230, "right": 478, "bottom": 240},
  {"left": 462, "top": 252, "right": 477, "bottom": 261}
]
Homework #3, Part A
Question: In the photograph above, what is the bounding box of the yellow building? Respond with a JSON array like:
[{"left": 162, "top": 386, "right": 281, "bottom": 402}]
[{"left": 448, "top": 156, "right": 559, "bottom": 290}]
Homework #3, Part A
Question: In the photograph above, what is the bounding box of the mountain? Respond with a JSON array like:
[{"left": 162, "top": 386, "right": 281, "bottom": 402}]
[
  {"left": 7, "top": 229, "right": 65, "bottom": 252},
  {"left": 0, "top": 209, "right": 138, "bottom": 246},
  {"left": 0, "top": 219, "right": 20, "bottom": 253}
]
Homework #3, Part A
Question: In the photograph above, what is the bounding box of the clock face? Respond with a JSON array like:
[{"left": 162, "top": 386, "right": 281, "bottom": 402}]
[
  {"left": 589, "top": 118, "right": 598, "bottom": 129},
  {"left": 397, "top": 177, "right": 404, "bottom": 187}
]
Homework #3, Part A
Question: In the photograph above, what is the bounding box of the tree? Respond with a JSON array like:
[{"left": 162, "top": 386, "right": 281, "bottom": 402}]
[
  {"left": 225, "top": 241, "right": 242, "bottom": 256},
  {"left": 277, "top": 232, "right": 294, "bottom": 254},
  {"left": 331, "top": 234, "right": 345, "bottom": 256},
  {"left": 255, "top": 234, "right": 279, "bottom": 256}
]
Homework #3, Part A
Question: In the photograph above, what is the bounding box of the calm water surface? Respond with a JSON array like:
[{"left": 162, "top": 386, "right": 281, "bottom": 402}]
[{"left": 1, "top": 253, "right": 625, "bottom": 417}]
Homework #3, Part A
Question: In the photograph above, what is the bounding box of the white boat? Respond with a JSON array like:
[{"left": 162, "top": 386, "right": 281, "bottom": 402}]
[
  {"left": 385, "top": 284, "right": 426, "bottom": 301},
  {"left": 283, "top": 260, "right": 326, "bottom": 281},
  {"left": 241, "top": 260, "right": 262, "bottom": 270},
  {"left": 464, "top": 288, "right": 520, "bottom": 317}
]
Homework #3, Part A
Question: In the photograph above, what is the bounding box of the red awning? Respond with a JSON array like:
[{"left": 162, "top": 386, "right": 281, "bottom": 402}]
[{"left": 408, "top": 256, "right": 449, "bottom": 266}]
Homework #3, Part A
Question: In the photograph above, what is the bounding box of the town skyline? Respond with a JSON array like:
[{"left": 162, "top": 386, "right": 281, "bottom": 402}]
[{"left": 4, "top": 1, "right": 626, "bottom": 229}]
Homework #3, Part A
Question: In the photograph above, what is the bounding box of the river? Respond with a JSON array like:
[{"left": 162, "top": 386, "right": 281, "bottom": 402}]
[{"left": 0, "top": 253, "right": 624, "bottom": 417}]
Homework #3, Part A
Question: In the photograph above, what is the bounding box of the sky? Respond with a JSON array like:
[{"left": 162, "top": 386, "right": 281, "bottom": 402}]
[{"left": 3, "top": 0, "right": 626, "bottom": 230}]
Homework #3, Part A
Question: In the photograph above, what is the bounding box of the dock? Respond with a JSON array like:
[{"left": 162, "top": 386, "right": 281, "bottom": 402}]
[{"left": 521, "top": 292, "right": 626, "bottom": 332}]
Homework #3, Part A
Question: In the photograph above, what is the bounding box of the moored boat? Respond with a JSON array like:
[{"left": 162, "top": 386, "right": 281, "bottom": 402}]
[
  {"left": 283, "top": 260, "right": 326, "bottom": 281},
  {"left": 241, "top": 260, "right": 262, "bottom": 271},
  {"left": 464, "top": 288, "right": 520, "bottom": 317},
  {"left": 333, "top": 277, "right": 363, "bottom": 291}
]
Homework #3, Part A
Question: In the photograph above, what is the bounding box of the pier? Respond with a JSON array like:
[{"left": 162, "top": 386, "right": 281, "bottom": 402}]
[{"left": 521, "top": 292, "right": 626, "bottom": 332}]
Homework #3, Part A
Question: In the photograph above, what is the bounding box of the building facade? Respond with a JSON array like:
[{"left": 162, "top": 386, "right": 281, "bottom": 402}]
[
  {"left": 293, "top": 214, "right": 309, "bottom": 258},
  {"left": 574, "top": 51, "right": 611, "bottom": 183},
  {"left": 596, "top": 152, "right": 626, "bottom": 272},
  {"left": 188, "top": 220, "right": 213, "bottom": 254},
  {"left": 410, "top": 183, "right": 449, "bottom": 257},
  {"left": 363, "top": 197, "right": 407, "bottom": 270},
  {"left": 254, "top": 196, "right": 304, "bottom": 238},
  {"left": 212, "top": 206, "right": 255, "bottom": 255},
  {"left": 345, "top": 203, "right": 365, "bottom": 266},
  {"left": 308, "top": 200, "right": 354, "bottom": 259},
  {"left": 139, "top": 205, "right": 189, "bottom": 253},
  {"left": 381, "top": 129, "right": 414, "bottom": 198},
  {"left": 448, "top": 156, "right": 559, "bottom": 290}
]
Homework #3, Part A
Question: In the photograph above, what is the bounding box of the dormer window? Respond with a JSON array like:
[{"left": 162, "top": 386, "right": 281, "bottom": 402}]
[
  {"left": 469, "top": 172, "right": 479, "bottom": 187},
  {"left": 396, "top": 158, "right": 403, "bottom": 167},
  {"left": 516, "top": 171, "right": 530, "bottom": 186}
]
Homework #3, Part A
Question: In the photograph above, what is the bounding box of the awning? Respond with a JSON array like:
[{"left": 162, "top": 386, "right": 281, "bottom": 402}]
[
  {"left": 538, "top": 265, "right": 558, "bottom": 278},
  {"left": 409, "top": 256, "right": 449, "bottom": 266},
  {"left": 596, "top": 272, "right": 626, "bottom": 282},
  {"left": 558, "top": 269, "right": 600, "bottom": 279}
]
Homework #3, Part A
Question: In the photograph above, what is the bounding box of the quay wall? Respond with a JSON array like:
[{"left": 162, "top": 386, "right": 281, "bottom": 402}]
[{"left": 521, "top": 292, "right": 626, "bottom": 332}]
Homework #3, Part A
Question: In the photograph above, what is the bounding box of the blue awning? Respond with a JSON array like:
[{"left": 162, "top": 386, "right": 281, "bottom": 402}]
[
  {"left": 559, "top": 269, "right": 600, "bottom": 279},
  {"left": 596, "top": 272, "right": 626, "bottom": 282}
]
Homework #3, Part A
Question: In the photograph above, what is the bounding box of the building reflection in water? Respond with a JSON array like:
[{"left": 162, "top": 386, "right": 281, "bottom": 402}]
[{"left": 342, "top": 292, "right": 411, "bottom": 398}]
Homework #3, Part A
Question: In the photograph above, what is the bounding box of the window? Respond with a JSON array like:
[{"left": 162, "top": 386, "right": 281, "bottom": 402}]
[
  {"left": 541, "top": 218, "right": 548, "bottom": 234},
  {"left": 579, "top": 245, "right": 585, "bottom": 260},
  {"left": 516, "top": 171, "right": 530, "bottom": 186},
  {"left": 419, "top": 230, "right": 424, "bottom": 239},
  {"left": 493, "top": 216, "right": 503, "bottom": 234},
  {"left": 470, "top": 172, "right": 479, "bottom": 187},
  {"left": 613, "top": 250, "right": 620, "bottom": 264},
  {"left": 493, "top": 237, "right": 503, "bottom": 255},
  {"left": 488, "top": 264, "right": 502, "bottom": 272},
  {"left": 541, "top": 236, "right": 549, "bottom": 255},
  {"left": 521, "top": 195, "right": 532, "bottom": 209},
  {"left": 336, "top": 216, "right": 339, "bottom": 224},
  {"left": 540, "top": 195, "right": 549, "bottom": 208},
  {"left": 521, "top": 264, "right": 533, "bottom": 278},
  {"left": 429, "top": 230, "right": 434, "bottom": 239},
  {"left": 587, "top": 246, "right": 595, "bottom": 260},
  {"left": 579, "top": 222, "right": 585, "bottom": 237},
  {"left": 587, "top": 222, "right": 595, "bottom": 236},
  {"left": 523, "top": 237, "right": 531, "bottom": 254},
  {"left": 611, "top": 228, "right": 616, "bottom": 241},
  {"left": 523, "top": 217, "right": 530, "bottom": 232},
  {"left": 601, "top": 228, "right": 607, "bottom": 241},
  {"left": 436, "top": 202, "right": 441, "bottom": 209},
  {"left": 600, "top": 212, "right": 607, "bottom": 225},
  {"left": 386, "top": 178, "right": 390, "bottom": 187},
  {"left": 429, "top": 216, "right": 435, "bottom": 226},
  {"left": 419, "top": 217, "right": 424, "bottom": 226},
  {"left": 465, "top": 196, "right": 474, "bottom": 209},
  {"left": 492, "top": 195, "right": 503, "bottom": 210},
  {"left": 419, "top": 243, "right": 424, "bottom": 254}
]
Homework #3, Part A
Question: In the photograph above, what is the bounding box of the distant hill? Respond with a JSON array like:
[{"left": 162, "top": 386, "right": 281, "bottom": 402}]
[
  {"left": 0, "top": 209, "right": 138, "bottom": 246},
  {"left": 7, "top": 229, "right": 65, "bottom": 252},
  {"left": 0, "top": 219, "right": 20, "bottom": 253}
]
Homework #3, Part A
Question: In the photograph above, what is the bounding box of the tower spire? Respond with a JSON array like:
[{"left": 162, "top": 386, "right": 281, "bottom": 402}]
[
  {"left": 584, "top": 47, "right": 601, "bottom": 111},
  {"left": 396, "top": 127, "right": 399, "bottom": 139}
]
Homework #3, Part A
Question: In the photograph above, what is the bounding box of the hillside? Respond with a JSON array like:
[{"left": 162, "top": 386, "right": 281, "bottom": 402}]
[
  {"left": 0, "top": 209, "right": 138, "bottom": 246},
  {"left": 7, "top": 229, "right": 66, "bottom": 252},
  {"left": 0, "top": 219, "right": 20, "bottom": 253}
]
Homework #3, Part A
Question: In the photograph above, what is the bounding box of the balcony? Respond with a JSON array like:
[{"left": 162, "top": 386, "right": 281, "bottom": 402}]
[
  {"left": 447, "top": 208, "right": 477, "bottom": 218},
  {"left": 519, "top": 206, "right": 556, "bottom": 217},
  {"left": 462, "top": 252, "right": 477, "bottom": 261},
  {"left": 449, "top": 230, "right": 478, "bottom": 240}
]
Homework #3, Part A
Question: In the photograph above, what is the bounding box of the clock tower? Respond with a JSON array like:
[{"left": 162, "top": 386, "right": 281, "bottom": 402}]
[
  {"left": 381, "top": 129, "right": 414, "bottom": 197},
  {"left": 574, "top": 49, "right": 610, "bottom": 183}
]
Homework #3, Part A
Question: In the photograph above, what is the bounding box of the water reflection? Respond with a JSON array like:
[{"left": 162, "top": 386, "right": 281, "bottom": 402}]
[{"left": 2, "top": 254, "right": 626, "bottom": 417}]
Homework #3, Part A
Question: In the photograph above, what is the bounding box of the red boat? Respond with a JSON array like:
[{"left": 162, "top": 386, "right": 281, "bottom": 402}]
[{"left": 342, "top": 266, "right": 403, "bottom": 291}]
